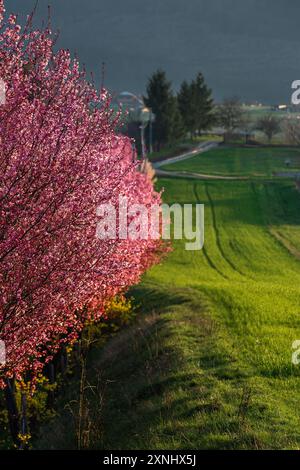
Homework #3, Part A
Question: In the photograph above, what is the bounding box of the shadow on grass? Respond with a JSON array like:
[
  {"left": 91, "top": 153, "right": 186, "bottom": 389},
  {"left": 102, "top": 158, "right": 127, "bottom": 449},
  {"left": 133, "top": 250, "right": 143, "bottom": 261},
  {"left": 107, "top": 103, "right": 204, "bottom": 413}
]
[{"left": 34, "top": 283, "right": 297, "bottom": 450}]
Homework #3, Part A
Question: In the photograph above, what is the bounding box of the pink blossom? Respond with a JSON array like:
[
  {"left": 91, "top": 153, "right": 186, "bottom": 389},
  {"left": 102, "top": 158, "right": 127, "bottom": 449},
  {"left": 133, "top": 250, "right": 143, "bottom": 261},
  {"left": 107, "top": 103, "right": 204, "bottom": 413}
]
[{"left": 0, "top": 2, "right": 166, "bottom": 386}]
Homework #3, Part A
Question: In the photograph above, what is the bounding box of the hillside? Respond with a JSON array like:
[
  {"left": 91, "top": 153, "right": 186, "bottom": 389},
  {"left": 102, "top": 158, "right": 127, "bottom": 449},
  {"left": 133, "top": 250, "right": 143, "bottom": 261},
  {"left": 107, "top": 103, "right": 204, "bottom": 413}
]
[{"left": 35, "top": 147, "right": 300, "bottom": 450}]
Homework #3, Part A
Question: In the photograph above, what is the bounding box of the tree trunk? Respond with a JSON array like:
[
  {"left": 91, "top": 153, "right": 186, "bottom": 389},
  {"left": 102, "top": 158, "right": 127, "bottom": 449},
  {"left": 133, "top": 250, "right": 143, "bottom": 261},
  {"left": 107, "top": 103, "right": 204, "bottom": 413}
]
[
  {"left": 60, "top": 345, "right": 68, "bottom": 376},
  {"left": 46, "top": 362, "right": 56, "bottom": 408},
  {"left": 5, "top": 378, "right": 20, "bottom": 446},
  {"left": 19, "top": 392, "right": 28, "bottom": 449}
]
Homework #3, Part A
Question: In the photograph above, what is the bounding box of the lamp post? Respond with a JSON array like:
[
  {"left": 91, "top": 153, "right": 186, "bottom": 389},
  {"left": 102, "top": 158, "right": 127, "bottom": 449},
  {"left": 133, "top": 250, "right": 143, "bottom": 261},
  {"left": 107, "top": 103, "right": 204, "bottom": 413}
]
[
  {"left": 116, "top": 92, "right": 155, "bottom": 160},
  {"left": 139, "top": 107, "right": 151, "bottom": 160},
  {"left": 149, "top": 108, "right": 153, "bottom": 154}
]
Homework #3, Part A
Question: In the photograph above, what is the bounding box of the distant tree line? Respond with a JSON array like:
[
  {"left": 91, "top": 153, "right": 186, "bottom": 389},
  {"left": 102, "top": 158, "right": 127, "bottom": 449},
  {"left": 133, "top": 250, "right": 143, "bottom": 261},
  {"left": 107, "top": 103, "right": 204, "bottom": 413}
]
[
  {"left": 216, "top": 98, "right": 282, "bottom": 144},
  {"left": 144, "top": 69, "right": 215, "bottom": 150},
  {"left": 143, "top": 69, "right": 292, "bottom": 150}
]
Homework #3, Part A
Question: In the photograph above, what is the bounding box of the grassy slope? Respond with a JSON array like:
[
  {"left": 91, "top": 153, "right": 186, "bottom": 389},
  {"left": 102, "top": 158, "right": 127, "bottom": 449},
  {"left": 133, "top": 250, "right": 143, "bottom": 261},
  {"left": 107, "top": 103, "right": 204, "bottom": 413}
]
[
  {"left": 161, "top": 147, "right": 300, "bottom": 177},
  {"left": 35, "top": 150, "right": 300, "bottom": 450}
]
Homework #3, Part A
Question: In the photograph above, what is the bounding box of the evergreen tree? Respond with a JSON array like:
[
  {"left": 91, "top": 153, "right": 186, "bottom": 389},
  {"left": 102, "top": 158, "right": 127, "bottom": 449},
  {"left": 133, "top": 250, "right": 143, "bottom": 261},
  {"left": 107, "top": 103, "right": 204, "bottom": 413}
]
[
  {"left": 167, "top": 95, "right": 185, "bottom": 144},
  {"left": 178, "top": 73, "right": 214, "bottom": 138},
  {"left": 191, "top": 72, "right": 215, "bottom": 134},
  {"left": 144, "top": 69, "right": 182, "bottom": 149},
  {"left": 178, "top": 80, "right": 193, "bottom": 132}
]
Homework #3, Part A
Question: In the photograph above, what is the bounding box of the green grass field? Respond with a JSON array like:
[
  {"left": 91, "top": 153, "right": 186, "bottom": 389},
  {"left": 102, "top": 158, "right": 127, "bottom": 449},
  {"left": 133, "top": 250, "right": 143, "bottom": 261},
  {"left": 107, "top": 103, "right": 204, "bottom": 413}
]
[
  {"left": 35, "top": 146, "right": 300, "bottom": 450},
  {"left": 161, "top": 147, "right": 300, "bottom": 177}
]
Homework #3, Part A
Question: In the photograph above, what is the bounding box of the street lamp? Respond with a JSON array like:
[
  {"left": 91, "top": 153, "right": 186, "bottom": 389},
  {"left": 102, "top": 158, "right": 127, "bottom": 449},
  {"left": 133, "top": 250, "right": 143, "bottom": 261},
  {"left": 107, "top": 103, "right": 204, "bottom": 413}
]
[
  {"left": 139, "top": 107, "right": 151, "bottom": 160},
  {"left": 116, "top": 92, "right": 155, "bottom": 159},
  {"left": 149, "top": 108, "right": 154, "bottom": 154}
]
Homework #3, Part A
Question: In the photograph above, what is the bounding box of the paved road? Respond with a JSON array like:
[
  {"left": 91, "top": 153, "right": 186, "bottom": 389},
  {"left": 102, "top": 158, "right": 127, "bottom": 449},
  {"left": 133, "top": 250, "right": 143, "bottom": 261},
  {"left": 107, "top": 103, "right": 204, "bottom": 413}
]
[
  {"left": 153, "top": 141, "right": 220, "bottom": 169},
  {"left": 155, "top": 169, "right": 249, "bottom": 180},
  {"left": 274, "top": 171, "right": 300, "bottom": 178}
]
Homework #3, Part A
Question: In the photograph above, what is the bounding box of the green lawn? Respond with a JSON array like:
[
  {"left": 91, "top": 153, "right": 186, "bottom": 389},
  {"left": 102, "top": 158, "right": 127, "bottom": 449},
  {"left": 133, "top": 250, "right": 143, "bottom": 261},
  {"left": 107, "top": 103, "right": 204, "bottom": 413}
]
[
  {"left": 34, "top": 148, "right": 300, "bottom": 450},
  {"left": 161, "top": 147, "right": 300, "bottom": 177}
]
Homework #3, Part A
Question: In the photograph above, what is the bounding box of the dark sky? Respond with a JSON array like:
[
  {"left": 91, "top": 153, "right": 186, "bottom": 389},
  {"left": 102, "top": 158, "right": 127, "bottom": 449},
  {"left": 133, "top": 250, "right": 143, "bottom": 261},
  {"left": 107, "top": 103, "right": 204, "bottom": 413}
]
[{"left": 6, "top": 0, "right": 300, "bottom": 103}]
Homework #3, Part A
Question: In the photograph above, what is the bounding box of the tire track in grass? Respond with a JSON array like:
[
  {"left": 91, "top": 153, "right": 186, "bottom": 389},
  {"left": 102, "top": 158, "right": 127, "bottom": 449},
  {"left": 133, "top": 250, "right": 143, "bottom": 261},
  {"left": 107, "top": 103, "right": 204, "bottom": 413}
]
[
  {"left": 203, "top": 182, "right": 246, "bottom": 278},
  {"left": 269, "top": 227, "right": 300, "bottom": 261},
  {"left": 193, "top": 183, "right": 228, "bottom": 280},
  {"left": 263, "top": 182, "right": 300, "bottom": 262}
]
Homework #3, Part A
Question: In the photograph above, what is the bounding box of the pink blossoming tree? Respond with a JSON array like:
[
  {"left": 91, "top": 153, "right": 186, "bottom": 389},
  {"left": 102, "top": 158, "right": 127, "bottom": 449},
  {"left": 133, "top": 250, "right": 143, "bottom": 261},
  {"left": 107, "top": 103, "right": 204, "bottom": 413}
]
[{"left": 0, "top": 0, "right": 164, "bottom": 389}]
